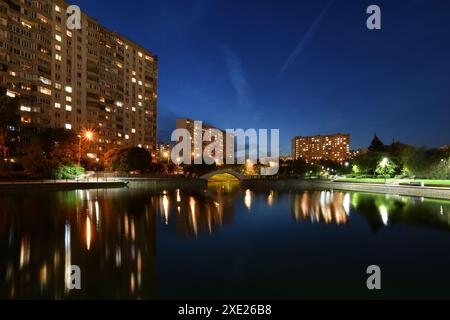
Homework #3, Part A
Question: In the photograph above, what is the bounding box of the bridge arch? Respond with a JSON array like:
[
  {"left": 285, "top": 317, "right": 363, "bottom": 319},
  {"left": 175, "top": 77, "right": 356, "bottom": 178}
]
[{"left": 200, "top": 169, "right": 249, "bottom": 182}]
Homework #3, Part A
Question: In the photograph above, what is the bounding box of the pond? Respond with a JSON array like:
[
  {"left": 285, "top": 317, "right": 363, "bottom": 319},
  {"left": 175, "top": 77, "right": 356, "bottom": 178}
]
[{"left": 1, "top": 182, "right": 449, "bottom": 299}]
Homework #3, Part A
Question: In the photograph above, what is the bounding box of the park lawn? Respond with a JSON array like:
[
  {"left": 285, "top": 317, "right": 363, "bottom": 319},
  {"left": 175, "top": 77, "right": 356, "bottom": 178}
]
[
  {"left": 334, "top": 178, "right": 387, "bottom": 184},
  {"left": 336, "top": 178, "right": 450, "bottom": 187},
  {"left": 416, "top": 180, "right": 450, "bottom": 186}
]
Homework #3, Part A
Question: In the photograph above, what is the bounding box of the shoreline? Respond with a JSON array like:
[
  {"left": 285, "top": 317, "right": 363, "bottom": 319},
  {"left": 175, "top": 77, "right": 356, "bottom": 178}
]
[
  {"left": 1, "top": 177, "right": 450, "bottom": 200},
  {"left": 0, "top": 180, "right": 128, "bottom": 191},
  {"left": 244, "top": 179, "right": 450, "bottom": 200}
]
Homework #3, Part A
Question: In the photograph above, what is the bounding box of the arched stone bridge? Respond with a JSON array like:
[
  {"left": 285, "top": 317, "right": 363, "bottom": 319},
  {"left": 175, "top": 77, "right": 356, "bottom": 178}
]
[{"left": 200, "top": 169, "right": 250, "bottom": 181}]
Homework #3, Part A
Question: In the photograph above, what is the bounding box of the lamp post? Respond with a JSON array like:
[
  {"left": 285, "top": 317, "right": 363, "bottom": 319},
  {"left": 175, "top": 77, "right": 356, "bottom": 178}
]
[
  {"left": 78, "top": 129, "right": 94, "bottom": 166},
  {"left": 164, "top": 151, "right": 170, "bottom": 165}
]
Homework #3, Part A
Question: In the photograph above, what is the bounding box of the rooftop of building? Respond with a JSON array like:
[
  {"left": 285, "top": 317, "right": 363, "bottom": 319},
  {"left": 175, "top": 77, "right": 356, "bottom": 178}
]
[
  {"left": 55, "top": 0, "right": 158, "bottom": 59},
  {"left": 292, "top": 133, "right": 350, "bottom": 140}
]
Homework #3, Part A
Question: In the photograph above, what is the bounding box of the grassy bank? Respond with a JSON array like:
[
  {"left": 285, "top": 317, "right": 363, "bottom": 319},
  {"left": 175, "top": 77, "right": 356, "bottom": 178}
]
[{"left": 334, "top": 178, "right": 450, "bottom": 187}]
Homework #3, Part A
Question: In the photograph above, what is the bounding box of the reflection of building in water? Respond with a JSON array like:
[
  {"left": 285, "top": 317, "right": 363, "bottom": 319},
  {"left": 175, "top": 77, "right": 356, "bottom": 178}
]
[
  {"left": 157, "top": 187, "right": 237, "bottom": 239},
  {"left": 0, "top": 189, "right": 156, "bottom": 299},
  {"left": 291, "top": 191, "right": 351, "bottom": 225}
]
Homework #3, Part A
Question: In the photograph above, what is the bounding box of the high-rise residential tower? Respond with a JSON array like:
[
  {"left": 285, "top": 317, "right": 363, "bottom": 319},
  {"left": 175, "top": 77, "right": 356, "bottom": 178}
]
[{"left": 0, "top": 0, "right": 158, "bottom": 159}]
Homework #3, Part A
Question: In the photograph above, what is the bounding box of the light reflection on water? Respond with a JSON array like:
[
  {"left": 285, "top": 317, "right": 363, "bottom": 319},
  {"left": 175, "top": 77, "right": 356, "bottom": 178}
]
[{"left": 0, "top": 184, "right": 450, "bottom": 299}]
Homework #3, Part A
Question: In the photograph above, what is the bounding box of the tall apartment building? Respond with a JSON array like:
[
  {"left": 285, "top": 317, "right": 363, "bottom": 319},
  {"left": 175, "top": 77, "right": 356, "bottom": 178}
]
[
  {"left": 0, "top": 0, "right": 158, "bottom": 159},
  {"left": 175, "top": 118, "right": 233, "bottom": 163},
  {"left": 291, "top": 134, "right": 350, "bottom": 164}
]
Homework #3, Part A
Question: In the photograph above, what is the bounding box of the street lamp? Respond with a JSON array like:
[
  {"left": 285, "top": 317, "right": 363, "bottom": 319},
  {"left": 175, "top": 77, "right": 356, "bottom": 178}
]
[
  {"left": 78, "top": 129, "right": 95, "bottom": 166},
  {"left": 164, "top": 151, "right": 170, "bottom": 164}
]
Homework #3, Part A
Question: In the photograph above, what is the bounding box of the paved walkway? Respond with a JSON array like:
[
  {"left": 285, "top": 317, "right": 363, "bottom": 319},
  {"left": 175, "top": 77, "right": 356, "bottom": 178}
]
[{"left": 0, "top": 179, "right": 127, "bottom": 190}]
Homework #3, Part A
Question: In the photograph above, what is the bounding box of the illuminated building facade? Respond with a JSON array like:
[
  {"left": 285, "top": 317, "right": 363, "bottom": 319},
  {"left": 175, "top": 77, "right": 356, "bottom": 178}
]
[
  {"left": 0, "top": 0, "right": 158, "bottom": 158},
  {"left": 291, "top": 134, "right": 350, "bottom": 164},
  {"left": 157, "top": 143, "right": 172, "bottom": 163},
  {"left": 175, "top": 118, "right": 233, "bottom": 163}
]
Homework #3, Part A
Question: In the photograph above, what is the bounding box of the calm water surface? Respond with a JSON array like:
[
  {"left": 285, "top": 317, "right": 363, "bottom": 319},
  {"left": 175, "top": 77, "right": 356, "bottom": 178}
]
[{"left": 1, "top": 182, "right": 450, "bottom": 299}]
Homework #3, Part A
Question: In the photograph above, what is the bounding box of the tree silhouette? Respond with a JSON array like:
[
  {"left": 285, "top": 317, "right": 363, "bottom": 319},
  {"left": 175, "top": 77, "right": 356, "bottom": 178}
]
[
  {"left": 368, "top": 134, "right": 385, "bottom": 152},
  {"left": 0, "top": 87, "right": 20, "bottom": 160}
]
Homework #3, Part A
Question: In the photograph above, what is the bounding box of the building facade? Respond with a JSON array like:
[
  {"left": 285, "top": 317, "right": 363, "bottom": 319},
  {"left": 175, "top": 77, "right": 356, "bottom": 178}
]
[
  {"left": 291, "top": 134, "right": 350, "bottom": 164},
  {"left": 175, "top": 118, "right": 233, "bottom": 164},
  {"left": 156, "top": 142, "right": 172, "bottom": 163},
  {"left": 0, "top": 0, "right": 157, "bottom": 159}
]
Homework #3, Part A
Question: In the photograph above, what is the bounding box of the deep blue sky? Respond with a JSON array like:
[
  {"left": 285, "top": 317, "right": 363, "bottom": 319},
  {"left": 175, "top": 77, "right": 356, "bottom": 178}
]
[{"left": 71, "top": 0, "right": 450, "bottom": 154}]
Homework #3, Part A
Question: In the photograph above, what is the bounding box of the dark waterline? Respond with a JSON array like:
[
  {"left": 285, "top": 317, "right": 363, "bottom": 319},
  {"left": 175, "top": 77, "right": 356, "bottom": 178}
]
[{"left": 1, "top": 183, "right": 449, "bottom": 299}]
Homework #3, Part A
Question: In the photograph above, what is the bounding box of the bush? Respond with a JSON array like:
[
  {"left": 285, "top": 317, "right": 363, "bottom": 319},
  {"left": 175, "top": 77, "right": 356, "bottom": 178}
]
[
  {"left": 103, "top": 147, "right": 151, "bottom": 172},
  {"left": 53, "top": 165, "right": 85, "bottom": 180}
]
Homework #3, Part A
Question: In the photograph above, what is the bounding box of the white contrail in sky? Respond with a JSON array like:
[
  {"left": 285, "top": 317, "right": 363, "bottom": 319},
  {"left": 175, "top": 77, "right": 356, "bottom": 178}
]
[{"left": 275, "top": 0, "right": 335, "bottom": 82}]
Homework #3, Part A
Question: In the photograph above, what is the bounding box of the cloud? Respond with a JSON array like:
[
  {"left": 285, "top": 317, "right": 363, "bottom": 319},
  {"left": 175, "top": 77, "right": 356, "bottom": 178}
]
[
  {"left": 275, "top": 0, "right": 334, "bottom": 82},
  {"left": 222, "top": 47, "right": 253, "bottom": 110}
]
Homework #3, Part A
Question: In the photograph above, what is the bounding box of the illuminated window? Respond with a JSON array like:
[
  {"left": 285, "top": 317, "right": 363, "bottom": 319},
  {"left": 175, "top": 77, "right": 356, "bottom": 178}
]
[
  {"left": 6, "top": 90, "right": 17, "bottom": 98},
  {"left": 125, "top": 135, "right": 129, "bottom": 140},
  {"left": 21, "top": 116, "right": 31, "bottom": 124},
  {"left": 55, "top": 44, "right": 62, "bottom": 51},
  {"left": 55, "top": 5, "right": 61, "bottom": 12},
  {"left": 55, "top": 34, "right": 62, "bottom": 42},
  {"left": 21, "top": 20, "right": 32, "bottom": 29},
  {"left": 66, "top": 30, "right": 72, "bottom": 37},
  {"left": 55, "top": 83, "right": 62, "bottom": 90},
  {"left": 38, "top": 77, "right": 51, "bottom": 85},
  {"left": 116, "top": 101, "right": 123, "bottom": 107},
  {"left": 39, "top": 87, "right": 52, "bottom": 95},
  {"left": 66, "top": 96, "right": 72, "bottom": 102},
  {"left": 65, "top": 123, "right": 72, "bottom": 130},
  {"left": 132, "top": 128, "right": 136, "bottom": 133},
  {"left": 20, "top": 106, "right": 31, "bottom": 112},
  {"left": 65, "top": 86, "right": 72, "bottom": 93},
  {"left": 138, "top": 52, "right": 143, "bottom": 58},
  {"left": 132, "top": 78, "right": 136, "bottom": 83},
  {"left": 65, "top": 105, "right": 72, "bottom": 111},
  {"left": 55, "top": 54, "right": 62, "bottom": 61},
  {"left": 55, "top": 103, "right": 61, "bottom": 109}
]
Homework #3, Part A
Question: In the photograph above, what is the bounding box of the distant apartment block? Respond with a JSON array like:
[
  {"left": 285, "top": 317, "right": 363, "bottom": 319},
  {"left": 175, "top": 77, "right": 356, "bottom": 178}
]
[
  {"left": 157, "top": 142, "right": 172, "bottom": 163},
  {"left": 175, "top": 118, "right": 233, "bottom": 163},
  {"left": 291, "top": 134, "right": 350, "bottom": 164},
  {"left": 0, "top": 0, "right": 158, "bottom": 158}
]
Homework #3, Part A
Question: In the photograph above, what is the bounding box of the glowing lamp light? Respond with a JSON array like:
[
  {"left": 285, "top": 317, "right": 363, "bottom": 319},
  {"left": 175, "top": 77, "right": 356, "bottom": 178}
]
[
  {"left": 380, "top": 157, "right": 389, "bottom": 168},
  {"left": 84, "top": 130, "right": 93, "bottom": 141}
]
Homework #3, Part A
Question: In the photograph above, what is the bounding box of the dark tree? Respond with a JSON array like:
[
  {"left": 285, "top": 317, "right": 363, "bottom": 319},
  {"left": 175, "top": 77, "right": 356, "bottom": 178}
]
[
  {"left": 103, "top": 147, "right": 152, "bottom": 172},
  {"left": 20, "top": 128, "right": 81, "bottom": 177},
  {"left": 368, "top": 134, "right": 385, "bottom": 152},
  {"left": 0, "top": 87, "right": 20, "bottom": 160}
]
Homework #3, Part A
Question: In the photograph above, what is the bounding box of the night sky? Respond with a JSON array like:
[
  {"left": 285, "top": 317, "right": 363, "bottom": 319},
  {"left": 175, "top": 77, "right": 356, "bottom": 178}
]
[{"left": 70, "top": 0, "right": 450, "bottom": 154}]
